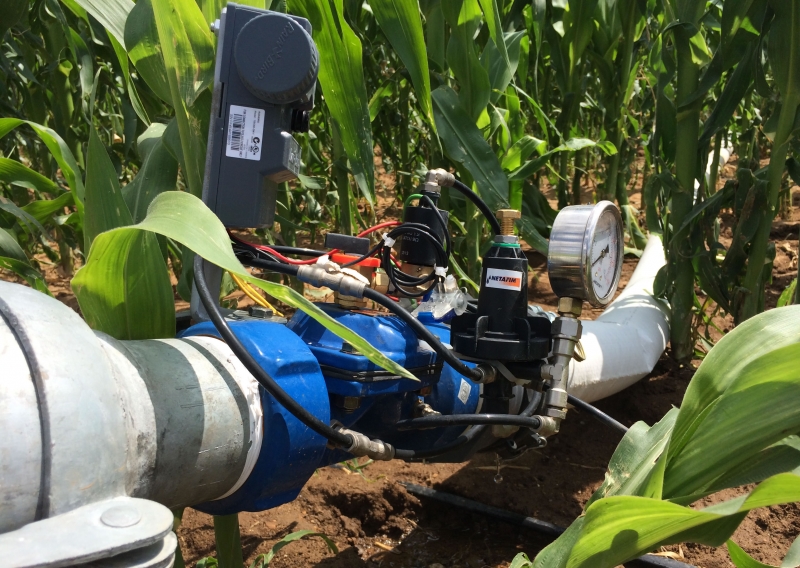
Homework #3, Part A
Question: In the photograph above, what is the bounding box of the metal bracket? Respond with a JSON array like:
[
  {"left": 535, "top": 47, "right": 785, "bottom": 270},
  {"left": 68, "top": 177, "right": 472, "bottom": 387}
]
[{"left": 0, "top": 497, "right": 174, "bottom": 567}]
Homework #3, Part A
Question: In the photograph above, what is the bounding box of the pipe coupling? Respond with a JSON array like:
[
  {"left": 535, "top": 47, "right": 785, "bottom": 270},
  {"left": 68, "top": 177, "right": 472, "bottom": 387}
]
[
  {"left": 338, "top": 428, "right": 396, "bottom": 461},
  {"left": 426, "top": 168, "right": 455, "bottom": 188},
  {"left": 296, "top": 265, "right": 367, "bottom": 298}
]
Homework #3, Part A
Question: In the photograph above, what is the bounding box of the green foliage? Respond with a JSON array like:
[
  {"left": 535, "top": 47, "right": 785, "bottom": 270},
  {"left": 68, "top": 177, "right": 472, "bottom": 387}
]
[
  {"left": 197, "top": 526, "right": 337, "bottom": 568},
  {"left": 72, "top": 190, "right": 417, "bottom": 379},
  {"left": 527, "top": 305, "right": 800, "bottom": 567},
  {"left": 249, "top": 529, "right": 338, "bottom": 567}
]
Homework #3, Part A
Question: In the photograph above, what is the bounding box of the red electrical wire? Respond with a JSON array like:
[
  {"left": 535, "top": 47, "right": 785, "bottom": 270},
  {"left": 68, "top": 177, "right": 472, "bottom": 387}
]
[
  {"left": 229, "top": 220, "right": 401, "bottom": 266},
  {"left": 356, "top": 220, "right": 400, "bottom": 237}
]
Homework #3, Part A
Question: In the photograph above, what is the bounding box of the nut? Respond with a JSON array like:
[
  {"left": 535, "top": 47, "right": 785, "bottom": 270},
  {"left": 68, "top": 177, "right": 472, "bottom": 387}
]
[
  {"left": 557, "top": 296, "right": 583, "bottom": 318},
  {"left": 496, "top": 209, "right": 521, "bottom": 235}
]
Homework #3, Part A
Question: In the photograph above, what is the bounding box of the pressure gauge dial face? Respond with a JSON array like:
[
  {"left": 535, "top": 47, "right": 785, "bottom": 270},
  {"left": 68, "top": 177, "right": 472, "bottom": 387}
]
[{"left": 547, "top": 201, "right": 624, "bottom": 306}]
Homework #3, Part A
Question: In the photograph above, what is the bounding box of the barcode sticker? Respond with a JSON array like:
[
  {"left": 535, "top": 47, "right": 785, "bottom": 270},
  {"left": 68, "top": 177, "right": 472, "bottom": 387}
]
[{"left": 226, "top": 105, "right": 265, "bottom": 161}]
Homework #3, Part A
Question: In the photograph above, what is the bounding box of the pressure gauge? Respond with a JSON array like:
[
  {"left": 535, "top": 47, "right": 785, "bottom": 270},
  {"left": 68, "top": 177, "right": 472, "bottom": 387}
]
[{"left": 547, "top": 201, "right": 623, "bottom": 306}]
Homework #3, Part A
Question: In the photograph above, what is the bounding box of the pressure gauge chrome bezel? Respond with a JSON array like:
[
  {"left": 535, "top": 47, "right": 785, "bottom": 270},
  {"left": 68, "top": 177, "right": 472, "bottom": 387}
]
[{"left": 547, "top": 201, "right": 624, "bottom": 307}]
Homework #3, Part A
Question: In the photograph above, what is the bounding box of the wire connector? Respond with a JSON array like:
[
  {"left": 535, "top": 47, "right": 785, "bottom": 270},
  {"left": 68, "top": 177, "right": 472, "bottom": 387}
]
[
  {"left": 382, "top": 233, "right": 396, "bottom": 248},
  {"left": 433, "top": 266, "right": 448, "bottom": 278},
  {"left": 337, "top": 427, "right": 396, "bottom": 460}
]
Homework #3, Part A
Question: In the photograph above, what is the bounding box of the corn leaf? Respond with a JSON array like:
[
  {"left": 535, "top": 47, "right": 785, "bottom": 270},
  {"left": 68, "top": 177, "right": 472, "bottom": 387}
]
[
  {"left": 199, "top": 0, "right": 269, "bottom": 24},
  {"left": 727, "top": 539, "right": 776, "bottom": 568},
  {"left": 0, "top": 229, "right": 27, "bottom": 262},
  {"left": 108, "top": 31, "right": 151, "bottom": 125},
  {"left": 0, "top": 119, "right": 84, "bottom": 210},
  {"left": 0, "top": 157, "right": 58, "bottom": 193},
  {"left": 151, "top": 0, "right": 215, "bottom": 198},
  {"left": 122, "top": 138, "right": 179, "bottom": 223},
  {"left": 441, "top": 0, "right": 490, "bottom": 122},
  {"left": 476, "top": 0, "right": 509, "bottom": 70},
  {"left": 370, "top": 0, "right": 435, "bottom": 133},
  {"left": 84, "top": 129, "right": 133, "bottom": 251},
  {"left": 0, "top": 197, "right": 47, "bottom": 236},
  {"left": 563, "top": 473, "right": 800, "bottom": 568},
  {"left": 72, "top": 191, "right": 416, "bottom": 379},
  {"left": 432, "top": 85, "right": 508, "bottom": 209},
  {"left": 253, "top": 530, "right": 338, "bottom": 567},
  {"left": 67, "top": 0, "right": 133, "bottom": 48},
  {"left": 587, "top": 409, "right": 679, "bottom": 506},
  {"left": 0, "top": 0, "right": 27, "bottom": 35},
  {"left": 0, "top": 256, "right": 51, "bottom": 296},
  {"left": 124, "top": 0, "right": 172, "bottom": 104},
  {"left": 668, "top": 306, "right": 800, "bottom": 465},
  {"left": 22, "top": 192, "right": 75, "bottom": 225},
  {"left": 290, "top": 0, "right": 374, "bottom": 203},
  {"left": 664, "top": 342, "right": 800, "bottom": 498},
  {"left": 72, "top": 227, "right": 174, "bottom": 339},
  {"left": 767, "top": 0, "right": 800, "bottom": 106}
]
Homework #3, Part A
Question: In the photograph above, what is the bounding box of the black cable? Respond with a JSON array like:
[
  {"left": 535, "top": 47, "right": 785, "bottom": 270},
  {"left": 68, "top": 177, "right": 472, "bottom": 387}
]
[
  {"left": 194, "top": 256, "right": 353, "bottom": 448},
  {"left": 419, "top": 193, "right": 451, "bottom": 257},
  {"left": 396, "top": 414, "right": 543, "bottom": 431},
  {"left": 361, "top": 287, "right": 484, "bottom": 381},
  {"left": 451, "top": 179, "right": 502, "bottom": 235},
  {"left": 567, "top": 394, "right": 629, "bottom": 434},
  {"left": 270, "top": 245, "right": 325, "bottom": 258},
  {"left": 341, "top": 242, "right": 383, "bottom": 267},
  {"left": 395, "top": 424, "right": 487, "bottom": 460},
  {"left": 243, "top": 255, "right": 301, "bottom": 276},
  {"left": 400, "top": 483, "right": 698, "bottom": 568},
  {"left": 380, "top": 223, "right": 449, "bottom": 297}
]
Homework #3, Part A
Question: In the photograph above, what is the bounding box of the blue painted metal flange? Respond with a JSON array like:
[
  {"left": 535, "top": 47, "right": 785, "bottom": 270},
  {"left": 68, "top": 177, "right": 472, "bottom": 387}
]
[{"left": 180, "top": 320, "right": 330, "bottom": 514}]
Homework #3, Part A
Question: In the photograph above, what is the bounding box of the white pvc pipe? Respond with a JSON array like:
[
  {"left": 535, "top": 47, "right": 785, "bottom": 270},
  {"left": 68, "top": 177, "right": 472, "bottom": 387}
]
[{"left": 567, "top": 234, "right": 670, "bottom": 403}]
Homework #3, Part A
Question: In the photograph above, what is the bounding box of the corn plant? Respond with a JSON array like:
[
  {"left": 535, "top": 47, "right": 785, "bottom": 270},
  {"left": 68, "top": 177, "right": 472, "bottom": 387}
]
[{"left": 501, "top": 304, "right": 800, "bottom": 567}]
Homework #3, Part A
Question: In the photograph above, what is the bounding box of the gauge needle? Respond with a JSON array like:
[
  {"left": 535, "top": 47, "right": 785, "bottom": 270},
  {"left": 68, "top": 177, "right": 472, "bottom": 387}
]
[{"left": 592, "top": 245, "right": 609, "bottom": 266}]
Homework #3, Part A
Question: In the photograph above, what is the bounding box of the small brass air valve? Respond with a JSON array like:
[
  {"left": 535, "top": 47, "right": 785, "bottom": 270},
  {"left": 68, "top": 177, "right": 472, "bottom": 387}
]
[{"left": 495, "top": 209, "right": 521, "bottom": 236}]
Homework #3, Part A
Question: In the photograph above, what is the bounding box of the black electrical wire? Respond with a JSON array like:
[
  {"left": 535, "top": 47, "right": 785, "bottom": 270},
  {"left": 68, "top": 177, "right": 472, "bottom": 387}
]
[
  {"left": 451, "top": 179, "right": 502, "bottom": 235},
  {"left": 242, "top": 255, "right": 301, "bottom": 276},
  {"left": 567, "top": 394, "right": 629, "bottom": 434},
  {"left": 400, "top": 483, "right": 698, "bottom": 568},
  {"left": 361, "top": 287, "right": 484, "bottom": 381},
  {"left": 393, "top": 388, "right": 542, "bottom": 460},
  {"left": 395, "top": 424, "right": 487, "bottom": 460},
  {"left": 396, "top": 414, "right": 543, "bottom": 431},
  {"left": 270, "top": 245, "right": 325, "bottom": 257},
  {"left": 194, "top": 256, "right": 353, "bottom": 448}
]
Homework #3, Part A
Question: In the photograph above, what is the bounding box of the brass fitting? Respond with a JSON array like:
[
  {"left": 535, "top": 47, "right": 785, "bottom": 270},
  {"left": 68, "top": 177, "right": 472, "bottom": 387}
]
[
  {"left": 496, "top": 209, "right": 521, "bottom": 236},
  {"left": 557, "top": 296, "right": 583, "bottom": 318}
]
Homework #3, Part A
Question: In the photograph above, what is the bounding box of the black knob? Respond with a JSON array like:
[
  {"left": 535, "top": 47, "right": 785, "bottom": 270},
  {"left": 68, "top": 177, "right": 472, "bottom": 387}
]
[
  {"left": 234, "top": 13, "right": 319, "bottom": 105},
  {"left": 291, "top": 109, "right": 310, "bottom": 132}
]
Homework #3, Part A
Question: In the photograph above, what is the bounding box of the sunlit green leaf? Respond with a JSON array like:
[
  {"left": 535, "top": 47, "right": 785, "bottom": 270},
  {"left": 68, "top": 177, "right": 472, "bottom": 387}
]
[
  {"left": 84, "top": 129, "right": 133, "bottom": 251},
  {"left": 432, "top": 85, "right": 508, "bottom": 209},
  {"left": 370, "top": 0, "right": 435, "bottom": 132},
  {"left": 73, "top": 191, "right": 416, "bottom": 379},
  {"left": 291, "top": 0, "right": 374, "bottom": 203}
]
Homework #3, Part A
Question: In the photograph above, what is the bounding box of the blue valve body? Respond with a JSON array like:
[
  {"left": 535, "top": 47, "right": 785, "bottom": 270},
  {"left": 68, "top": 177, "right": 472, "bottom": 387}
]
[{"left": 181, "top": 305, "right": 479, "bottom": 514}]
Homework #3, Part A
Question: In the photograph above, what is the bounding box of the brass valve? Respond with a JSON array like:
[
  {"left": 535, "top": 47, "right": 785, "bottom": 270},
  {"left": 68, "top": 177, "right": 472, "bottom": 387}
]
[{"left": 496, "top": 209, "right": 521, "bottom": 236}]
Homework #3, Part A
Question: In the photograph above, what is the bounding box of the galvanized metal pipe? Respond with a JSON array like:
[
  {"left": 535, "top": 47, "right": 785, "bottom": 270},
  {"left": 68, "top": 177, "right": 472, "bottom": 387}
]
[{"left": 0, "top": 281, "right": 261, "bottom": 533}]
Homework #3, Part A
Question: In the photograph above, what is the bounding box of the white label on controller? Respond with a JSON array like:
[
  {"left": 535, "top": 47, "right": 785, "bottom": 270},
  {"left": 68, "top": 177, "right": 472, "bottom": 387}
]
[
  {"left": 226, "top": 105, "right": 265, "bottom": 161},
  {"left": 485, "top": 268, "right": 523, "bottom": 291},
  {"left": 458, "top": 378, "right": 471, "bottom": 404}
]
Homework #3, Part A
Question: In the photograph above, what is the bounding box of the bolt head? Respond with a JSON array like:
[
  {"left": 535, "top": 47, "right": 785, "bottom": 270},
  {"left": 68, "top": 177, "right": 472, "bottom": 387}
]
[
  {"left": 101, "top": 505, "right": 141, "bottom": 528},
  {"left": 496, "top": 209, "right": 521, "bottom": 220}
]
